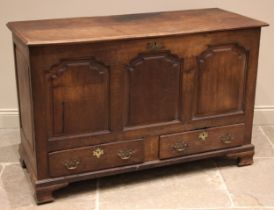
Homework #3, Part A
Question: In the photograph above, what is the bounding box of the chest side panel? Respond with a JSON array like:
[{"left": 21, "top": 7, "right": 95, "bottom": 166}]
[
  {"left": 15, "top": 46, "right": 34, "bottom": 149},
  {"left": 13, "top": 37, "right": 38, "bottom": 177}
]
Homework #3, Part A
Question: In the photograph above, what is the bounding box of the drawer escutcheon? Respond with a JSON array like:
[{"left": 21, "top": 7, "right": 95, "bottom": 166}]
[
  {"left": 198, "top": 131, "right": 208, "bottom": 141},
  {"left": 93, "top": 148, "right": 104, "bottom": 159},
  {"left": 117, "top": 149, "right": 136, "bottom": 160}
]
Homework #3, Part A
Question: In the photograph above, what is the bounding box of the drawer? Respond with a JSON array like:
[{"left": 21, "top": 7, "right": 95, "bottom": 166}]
[
  {"left": 159, "top": 124, "right": 245, "bottom": 160},
  {"left": 49, "top": 139, "right": 144, "bottom": 177}
]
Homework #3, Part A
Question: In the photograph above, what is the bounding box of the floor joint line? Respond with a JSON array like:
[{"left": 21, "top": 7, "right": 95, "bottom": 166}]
[
  {"left": 214, "top": 161, "right": 234, "bottom": 208},
  {"left": 0, "top": 163, "right": 5, "bottom": 179},
  {"left": 259, "top": 126, "right": 274, "bottom": 150}
]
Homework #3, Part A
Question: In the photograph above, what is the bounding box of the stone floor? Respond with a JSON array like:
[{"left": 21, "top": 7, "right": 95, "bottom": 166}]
[{"left": 1, "top": 126, "right": 274, "bottom": 210}]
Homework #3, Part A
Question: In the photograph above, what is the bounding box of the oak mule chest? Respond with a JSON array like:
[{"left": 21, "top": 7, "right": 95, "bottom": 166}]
[{"left": 7, "top": 8, "right": 268, "bottom": 204}]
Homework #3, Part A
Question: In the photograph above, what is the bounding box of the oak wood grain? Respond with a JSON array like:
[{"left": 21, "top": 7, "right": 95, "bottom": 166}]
[{"left": 7, "top": 8, "right": 268, "bottom": 45}]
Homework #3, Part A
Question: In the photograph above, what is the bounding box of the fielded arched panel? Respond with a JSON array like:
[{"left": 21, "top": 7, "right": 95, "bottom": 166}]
[
  {"left": 194, "top": 44, "right": 248, "bottom": 119},
  {"left": 47, "top": 58, "right": 110, "bottom": 136},
  {"left": 125, "top": 51, "right": 182, "bottom": 127}
]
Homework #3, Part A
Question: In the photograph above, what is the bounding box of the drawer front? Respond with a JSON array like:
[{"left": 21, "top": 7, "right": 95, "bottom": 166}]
[
  {"left": 49, "top": 139, "right": 144, "bottom": 177},
  {"left": 159, "top": 124, "right": 245, "bottom": 159}
]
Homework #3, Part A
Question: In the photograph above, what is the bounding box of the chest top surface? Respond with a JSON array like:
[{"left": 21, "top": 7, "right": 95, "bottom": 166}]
[{"left": 7, "top": 8, "right": 268, "bottom": 45}]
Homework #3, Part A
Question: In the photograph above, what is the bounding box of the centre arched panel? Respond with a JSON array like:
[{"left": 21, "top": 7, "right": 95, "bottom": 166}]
[{"left": 125, "top": 51, "right": 182, "bottom": 127}]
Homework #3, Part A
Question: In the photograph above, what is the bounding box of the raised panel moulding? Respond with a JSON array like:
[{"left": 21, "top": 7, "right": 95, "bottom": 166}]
[
  {"left": 125, "top": 51, "right": 182, "bottom": 127},
  {"left": 46, "top": 57, "right": 110, "bottom": 136},
  {"left": 194, "top": 43, "right": 248, "bottom": 119}
]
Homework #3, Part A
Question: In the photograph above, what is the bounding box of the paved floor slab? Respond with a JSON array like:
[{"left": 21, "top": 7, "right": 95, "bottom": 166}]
[
  {"left": 99, "top": 160, "right": 231, "bottom": 209},
  {"left": 218, "top": 158, "right": 274, "bottom": 207}
]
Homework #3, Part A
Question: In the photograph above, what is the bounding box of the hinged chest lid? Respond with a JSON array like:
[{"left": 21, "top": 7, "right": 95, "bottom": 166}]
[{"left": 7, "top": 8, "right": 268, "bottom": 46}]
